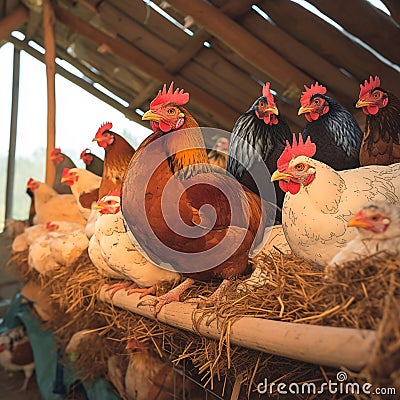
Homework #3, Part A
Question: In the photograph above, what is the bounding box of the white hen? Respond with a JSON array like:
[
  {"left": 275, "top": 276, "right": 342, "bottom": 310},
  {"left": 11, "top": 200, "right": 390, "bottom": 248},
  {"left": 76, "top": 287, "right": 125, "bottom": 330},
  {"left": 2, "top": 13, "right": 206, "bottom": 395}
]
[
  {"left": 60, "top": 167, "right": 101, "bottom": 219},
  {"left": 328, "top": 202, "right": 400, "bottom": 267},
  {"left": 26, "top": 178, "right": 86, "bottom": 226},
  {"left": 271, "top": 134, "right": 400, "bottom": 266},
  {"left": 90, "top": 192, "right": 179, "bottom": 295}
]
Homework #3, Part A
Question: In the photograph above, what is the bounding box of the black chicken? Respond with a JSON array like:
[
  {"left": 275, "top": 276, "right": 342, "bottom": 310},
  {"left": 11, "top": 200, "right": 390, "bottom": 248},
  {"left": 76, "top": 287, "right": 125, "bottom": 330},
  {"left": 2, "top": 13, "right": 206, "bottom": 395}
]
[
  {"left": 298, "top": 82, "right": 363, "bottom": 170},
  {"left": 227, "top": 82, "right": 293, "bottom": 220},
  {"left": 355, "top": 75, "right": 400, "bottom": 166},
  {"left": 80, "top": 148, "right": 104, "bottom": 176}
]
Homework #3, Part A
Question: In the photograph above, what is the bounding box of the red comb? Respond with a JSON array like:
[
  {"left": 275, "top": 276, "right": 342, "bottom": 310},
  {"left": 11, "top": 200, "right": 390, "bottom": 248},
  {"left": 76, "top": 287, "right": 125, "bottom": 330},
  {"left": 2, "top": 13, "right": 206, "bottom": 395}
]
[
  {"left": 62, "top": 168, "right": 70, "bottom": 178},
  {"left": 80, "top": 148, "right": 91, "bottom": 159},
  {"left": 107, "top": 190, "right": 121, "bottom": 197},
  {"left": 95, "top": 122, "right": 113, "bottom": 138},
  {"left": 27, "top": 178, "right": 35, "bottom": 186},
  {"left": 300, "top": 82, "right": 327, "bottom": 107},
  {"left": 277, "top": 133, "right": 316, "bottom": 170},
  {"left": 262, "top": 82, "right": 276, "bottom": 106},
  {"left": 359, "top": 75, "right": 380, "bottom": 98},
  {"left": 50, "top": 148, "right": 61, "bottom": 157},
  {"left": 150, "top": 82, "right": 189, "bottom": 110}
]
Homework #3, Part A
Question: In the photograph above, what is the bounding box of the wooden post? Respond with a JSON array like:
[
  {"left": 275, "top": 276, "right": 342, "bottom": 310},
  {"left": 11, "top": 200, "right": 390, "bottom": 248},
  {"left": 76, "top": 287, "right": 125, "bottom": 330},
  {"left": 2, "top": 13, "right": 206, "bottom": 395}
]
[
  {"left": 99, "top": 287, "right": 376, "bottom": 371},
  {"left": 0, "top": 5, "right": 29, "bottom": 40},
  {"left": 42, "top": 0, "right": 56, "bottom": 186},
  {"left": 4, "top": 48, "right": 20, "bottom": 222}
]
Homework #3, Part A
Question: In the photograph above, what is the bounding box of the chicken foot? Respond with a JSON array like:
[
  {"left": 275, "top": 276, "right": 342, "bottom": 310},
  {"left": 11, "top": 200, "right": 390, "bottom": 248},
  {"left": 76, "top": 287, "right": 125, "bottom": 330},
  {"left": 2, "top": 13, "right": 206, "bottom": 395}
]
[
  {"left": 126, "top": 285, "right": 156, "bottom": 297},
  {"left": 106, "top": 281, "right": 138, "bottom": 299}
]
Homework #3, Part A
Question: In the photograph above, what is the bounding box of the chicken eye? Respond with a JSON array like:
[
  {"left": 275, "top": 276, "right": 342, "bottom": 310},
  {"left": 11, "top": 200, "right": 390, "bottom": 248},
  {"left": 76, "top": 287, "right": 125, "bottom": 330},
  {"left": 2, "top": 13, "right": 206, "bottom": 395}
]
[
  {"left": 167, "top": 108, "right": 175, "bottom": 115},
  {"left": 314, "top": 99, "right": 320, "bottom": 105},
  {"left": 295, "top": 163, "right": 305, "bottom": 171},
  {"left": 259, "top": 101, "right": 265, "bottom": 107},
  {"left": 371, "top": 215, "right": 379, "bottom": 221}
]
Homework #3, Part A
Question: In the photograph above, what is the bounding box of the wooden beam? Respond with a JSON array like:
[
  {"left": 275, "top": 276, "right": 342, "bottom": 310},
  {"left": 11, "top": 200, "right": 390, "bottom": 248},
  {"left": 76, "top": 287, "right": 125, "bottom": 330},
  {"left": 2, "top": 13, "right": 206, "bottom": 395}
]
[
  {"left": 262, "top": 0, "right": 400, "bottom": 91},
  {"left": 9, "top": 37, "right": 145, "bottom": 127},
  {"left": 0, "top": 4, "right": 29, "bottom": 40},
  {"left": 129, "top": 0, "right": 259, "bottom": 113},
  {"left": 383, "top": 0, "right": 400, "bottom": 25},
  {"left": 241, "top": 10, "right": 359, "bottom": 106},
  {"left": 54, "top": 6, "right": 238, "bottom": 128},
  {"left": 43, "top": 0, "right": 56, "bottom": 187},
  {"left": 165, "top": 0, "right": 313, "bottom": 95},
  {"left": 306, "top": 0, "right": 400, "bottom": 66},
  {"left": 99, "top": 287, "right": 376, "bottom": 371}
]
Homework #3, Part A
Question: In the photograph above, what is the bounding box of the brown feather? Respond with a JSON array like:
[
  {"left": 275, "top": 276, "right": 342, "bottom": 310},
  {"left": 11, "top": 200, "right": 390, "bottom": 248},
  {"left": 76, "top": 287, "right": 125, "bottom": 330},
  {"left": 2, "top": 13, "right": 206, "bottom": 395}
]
[{"left": 10, "top": 341, "right": 34, "bottom": 366}]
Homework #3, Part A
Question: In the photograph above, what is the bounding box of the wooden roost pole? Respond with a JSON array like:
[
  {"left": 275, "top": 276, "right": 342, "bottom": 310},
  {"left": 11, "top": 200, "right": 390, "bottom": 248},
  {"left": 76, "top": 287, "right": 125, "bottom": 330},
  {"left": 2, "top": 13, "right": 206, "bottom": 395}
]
[{"left": 42, "top": 0, "right": 56, "bottom": 186}]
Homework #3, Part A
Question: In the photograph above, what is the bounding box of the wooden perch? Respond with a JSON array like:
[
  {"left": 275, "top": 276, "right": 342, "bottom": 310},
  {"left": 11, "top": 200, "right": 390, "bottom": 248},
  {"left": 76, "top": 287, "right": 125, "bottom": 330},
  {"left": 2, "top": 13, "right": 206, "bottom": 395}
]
[
  {"left": 99, "top": 286, "right": 376, "bottom": 371},
  {"left": 0, "top": 4, "right": 29, "bottom": 40}
]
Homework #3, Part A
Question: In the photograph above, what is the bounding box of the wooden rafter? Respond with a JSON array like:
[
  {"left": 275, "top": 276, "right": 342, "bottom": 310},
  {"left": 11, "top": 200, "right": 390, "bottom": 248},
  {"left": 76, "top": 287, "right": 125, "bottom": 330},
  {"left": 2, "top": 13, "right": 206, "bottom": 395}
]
[
  {"left": 307, "top": 0, "right": 400, "bottom": 67},
  {"left": 54, "top": 5, "right": 239, "bottom": 129},
  {"left": 383, "top": 0, "right": 400, "bottom": 25},
  {"left": 165, "top": 0, "right": 313, "bottom": 97},
  {"left": 0, "top": 4, "right": 28, "bottom": 40},
  {"left": 262, "top": 0, "right": 400, "bottom": 91}
]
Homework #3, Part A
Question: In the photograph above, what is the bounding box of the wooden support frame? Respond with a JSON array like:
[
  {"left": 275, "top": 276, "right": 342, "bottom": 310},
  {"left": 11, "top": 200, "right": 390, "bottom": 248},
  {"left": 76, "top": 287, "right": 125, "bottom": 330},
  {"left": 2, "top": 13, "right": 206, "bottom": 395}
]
[
  {"left": 165, "top": 0, "right": 313, "bottom": 93},
  {"left": 99, "top": 287, "right": 376, "bottom": 371},
  {"left": 43, "top": 0, "right": 56, "bottom": 186},
  {"left": 0, "top": 4, "right": 29, "bottom": 40},
  {"left": 54, "top": 6, "right": 239, "bottom": 128}
]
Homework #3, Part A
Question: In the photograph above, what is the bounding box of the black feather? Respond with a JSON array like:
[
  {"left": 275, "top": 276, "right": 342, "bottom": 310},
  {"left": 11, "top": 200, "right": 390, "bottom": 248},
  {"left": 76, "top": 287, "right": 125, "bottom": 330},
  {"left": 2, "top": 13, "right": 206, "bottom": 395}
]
[
  {"left": 227, "top": 95, "right": 293, "bottom": 217},
  {"left": 301, "top": 95, "right": 363, "bottom": 170}
]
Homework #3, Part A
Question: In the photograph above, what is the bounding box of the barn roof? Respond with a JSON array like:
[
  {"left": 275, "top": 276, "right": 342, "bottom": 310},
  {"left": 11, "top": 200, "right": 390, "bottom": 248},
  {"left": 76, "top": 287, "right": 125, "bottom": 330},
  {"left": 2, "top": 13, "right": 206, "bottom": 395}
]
[{"left": 1, "top": 0, "right": 399, "bottom": 135}]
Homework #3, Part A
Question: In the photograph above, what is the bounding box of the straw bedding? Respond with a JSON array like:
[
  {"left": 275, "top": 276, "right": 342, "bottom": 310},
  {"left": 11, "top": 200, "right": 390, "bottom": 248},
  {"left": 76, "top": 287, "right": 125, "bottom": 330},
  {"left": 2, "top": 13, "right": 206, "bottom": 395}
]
[{"left": 8, "top": 247, "right": 400, "bottom": 399}]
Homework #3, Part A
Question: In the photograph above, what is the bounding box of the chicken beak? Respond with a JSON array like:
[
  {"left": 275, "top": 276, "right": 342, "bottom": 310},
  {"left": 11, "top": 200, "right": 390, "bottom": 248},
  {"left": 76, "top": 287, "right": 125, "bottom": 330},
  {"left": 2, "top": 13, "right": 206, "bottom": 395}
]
[
  {"left": 60, "top": 176, "right": 68, "bottom": 183},
  {"left": 93, "top": 204, "right": 105, "bottom": 210},
  {"left": 298, "top": 106, "right": 313, "bottom": 115},
  {"left": 347, "top": 214, "right": 372, "bottom": 229},
  {"left": 271, "top": 170, "right": 291, "bottom": 182},
  {"left": 92, "top": 137, "right": 102, "bottom": 142},
  {"left": 142, "top": 110, "right": 162, "bottom": 121},
  {"left": 267, "top": 106, "right": 279, "bottom": 115},
  {"left": 355, "top": 99, "right": 372, "bottom": 108}
]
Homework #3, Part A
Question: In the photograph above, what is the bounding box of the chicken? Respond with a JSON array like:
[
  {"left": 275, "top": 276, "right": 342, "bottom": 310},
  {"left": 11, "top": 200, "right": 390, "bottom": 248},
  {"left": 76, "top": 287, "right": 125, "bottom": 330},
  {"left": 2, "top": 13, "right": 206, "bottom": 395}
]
[
  {"left": 26, "top": 178, "right": 87, "bottom": 226},
  {"left": 122, "top": 83, "right": 271, "bottom": 312},
  {"left": 50, "top": 148, "right": 76, "bottom": 194},
  {"left": 124, "top": 339, "right": 180, "bottom": 400},
  {"left": 271, "top": 133, "right": 400, "bottom": 266},
  {"left": 95, "top": 192, "right": 179, "bottom": 297},
  {"left": 227, "top": 82, "right": 293, "bottom": 219},
  {"left": 80, "top": 148, "right": 104, "bottom": 176},
  {"left": 28, "top": 221, "right": 88, "bottom": 274},
  {"left": 298, "top": 82, "right": 363, "bottom": 170},
  {"left": 0, "top": 325, "right": 35, "bottom": 391},
  {"left": 356, "top": 75, "right": 400, "bottom": 166},
  {"left": 328, "top": 202, "right": 400, "bottom": 267},
  {"left": 60, "top": 167, "right": 101, "bottom": 219},
  {"left": 92, "top": 122, "right": 135, "bottom": 199},
  {"left": 207, "top": 136, "right": 229, "bottom": 169}
]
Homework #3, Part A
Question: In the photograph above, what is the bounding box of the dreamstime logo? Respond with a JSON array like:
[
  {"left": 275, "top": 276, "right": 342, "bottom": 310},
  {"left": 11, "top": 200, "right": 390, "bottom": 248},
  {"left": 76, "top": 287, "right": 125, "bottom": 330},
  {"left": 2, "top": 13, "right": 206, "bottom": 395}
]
[
  {"left": 256, "top": 371, "right": 397, "bottom": 396},
  {"left": 121, "top": 127, "right": 277, "bottom": 274}
]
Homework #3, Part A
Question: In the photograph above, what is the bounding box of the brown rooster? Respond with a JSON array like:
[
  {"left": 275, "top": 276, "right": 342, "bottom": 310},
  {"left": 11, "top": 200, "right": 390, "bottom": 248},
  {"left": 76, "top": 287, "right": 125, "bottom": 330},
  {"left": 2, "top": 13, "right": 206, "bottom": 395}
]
[
  {"left": 121, "top": 83, "right": 271, "bottom": 313},
  {"left": 92, "top": 122, "right": 136, "bottom": 199},
  {"left": 356, "top": 75, "right": 400, "bottom": 166}
]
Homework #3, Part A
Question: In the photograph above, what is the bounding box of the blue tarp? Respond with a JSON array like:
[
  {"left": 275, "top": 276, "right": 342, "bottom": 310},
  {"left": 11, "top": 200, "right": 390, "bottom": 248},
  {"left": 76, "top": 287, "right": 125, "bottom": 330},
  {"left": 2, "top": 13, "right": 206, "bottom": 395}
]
[{"left": 0, "top": 293, "right": 121, "bottom": 400}]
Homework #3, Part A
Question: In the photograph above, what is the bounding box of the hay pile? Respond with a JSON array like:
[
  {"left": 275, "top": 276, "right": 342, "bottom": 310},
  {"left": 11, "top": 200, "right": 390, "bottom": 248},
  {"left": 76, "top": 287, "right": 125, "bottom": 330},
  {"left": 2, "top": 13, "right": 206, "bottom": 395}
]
[{"left": 8, "top": 247, "right": 400, "bottom": 399}]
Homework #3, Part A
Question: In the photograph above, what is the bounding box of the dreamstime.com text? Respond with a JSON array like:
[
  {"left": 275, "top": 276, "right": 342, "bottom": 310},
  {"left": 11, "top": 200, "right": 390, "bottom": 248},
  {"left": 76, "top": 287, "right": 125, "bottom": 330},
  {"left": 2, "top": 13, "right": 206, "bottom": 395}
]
[{"left": 256, "top": 371, "right": 396, "bottom": 396}]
